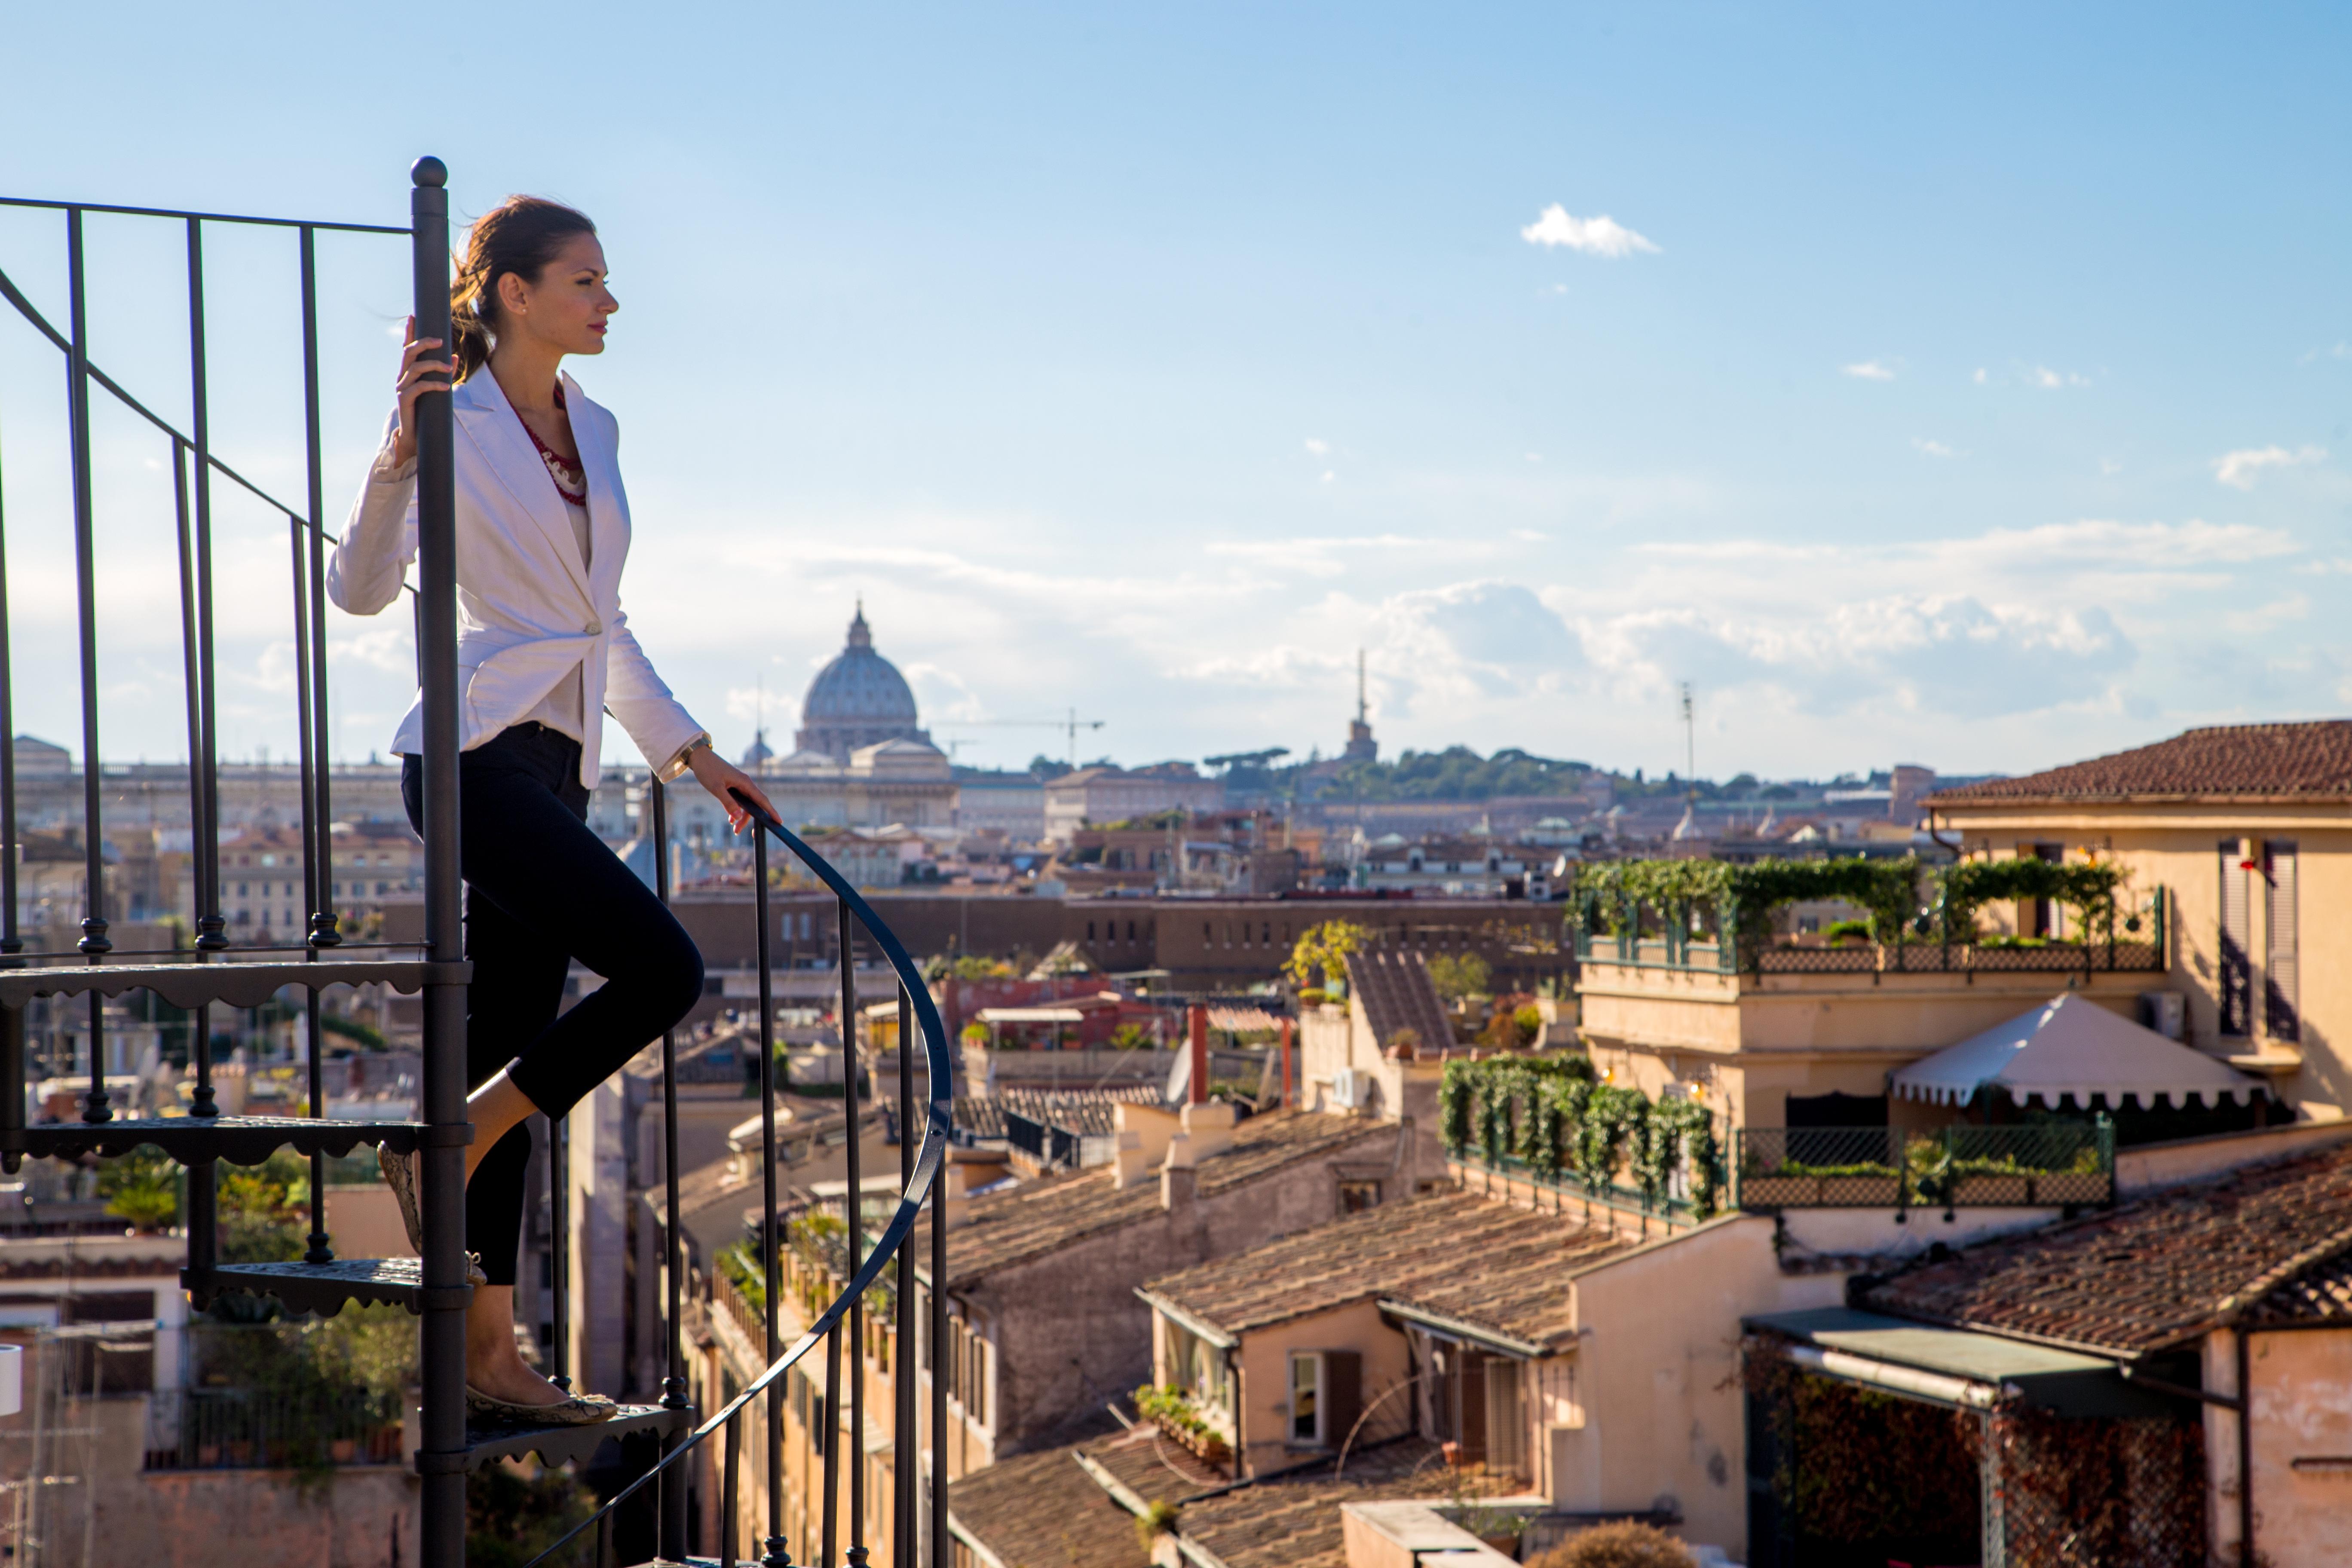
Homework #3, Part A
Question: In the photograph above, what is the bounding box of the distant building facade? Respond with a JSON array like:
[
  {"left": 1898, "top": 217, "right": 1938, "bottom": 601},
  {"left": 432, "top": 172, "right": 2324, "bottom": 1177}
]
[
  {"left": 1041, "top": 763, "right": 1223, "bottom": 844},
  {"left": 953, "top": 772, "right": 1047, "bottom": 840}
]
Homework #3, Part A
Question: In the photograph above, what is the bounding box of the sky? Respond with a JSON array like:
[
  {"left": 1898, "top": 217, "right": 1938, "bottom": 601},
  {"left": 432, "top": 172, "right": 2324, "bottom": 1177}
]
[{"left": 0, "top": 3, "right": 2346, "bottom": 782}]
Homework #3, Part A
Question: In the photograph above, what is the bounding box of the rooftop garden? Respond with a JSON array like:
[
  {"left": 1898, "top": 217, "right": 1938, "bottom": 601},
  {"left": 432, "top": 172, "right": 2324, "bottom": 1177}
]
[
  {"left": 1438, "top": 1054, "right": 1723, "bottom": 1218},
  {"left": 1566, "top": 853, "right": 2157, "bottom": 969}
]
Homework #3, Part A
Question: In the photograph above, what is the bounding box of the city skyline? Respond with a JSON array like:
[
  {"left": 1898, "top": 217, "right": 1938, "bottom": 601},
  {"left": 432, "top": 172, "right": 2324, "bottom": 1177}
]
[{"left": 0, "top": 4, "right": 2344, "bottom": 783}]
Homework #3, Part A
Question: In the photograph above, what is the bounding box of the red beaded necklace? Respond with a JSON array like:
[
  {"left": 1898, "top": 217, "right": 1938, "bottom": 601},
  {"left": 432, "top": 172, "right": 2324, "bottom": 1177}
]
[{"left": 521, "top": 384, "right": 587, "bottom": 507}]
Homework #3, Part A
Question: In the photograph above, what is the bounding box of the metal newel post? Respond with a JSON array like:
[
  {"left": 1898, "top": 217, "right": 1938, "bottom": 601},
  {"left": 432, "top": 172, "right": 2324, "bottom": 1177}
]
[{"left": 409, "top": 153, "right": 471, "bottom": 1568}]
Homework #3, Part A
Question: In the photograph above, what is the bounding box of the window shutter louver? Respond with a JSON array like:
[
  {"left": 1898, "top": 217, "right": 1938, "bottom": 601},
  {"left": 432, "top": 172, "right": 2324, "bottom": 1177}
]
[
  {"left": 2218, "top": 841, "right": 2252, "bottom": 1037},
  {"left": 2265, "top": 841, "right": 2299, "bottom": 1043}
]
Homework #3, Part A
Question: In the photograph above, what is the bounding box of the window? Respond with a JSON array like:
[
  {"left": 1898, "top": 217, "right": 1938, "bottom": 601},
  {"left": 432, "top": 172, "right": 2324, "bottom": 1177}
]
[
  {"left": 2265, "top": 840, "right": 2299, "bottom": 1042},
  {"left": 1289, "top": 1352, "right": 1322, "bottom": 1443},
  {"left": 1338, "top": 1180, "right": 1381, "bottom": 1214},
  {"left": 2219, "top": 841, "right": 2252, "bottom": 1037}
]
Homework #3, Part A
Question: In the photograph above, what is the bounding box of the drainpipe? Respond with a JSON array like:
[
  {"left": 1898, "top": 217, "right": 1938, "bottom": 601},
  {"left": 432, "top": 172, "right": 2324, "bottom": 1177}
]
[
  {"left": 1188, "top": 1005, "right": 1208, "bottom": 1107},
  {"left": 2237, "top": 1327, "right": 2253, "bottom": 1568}
]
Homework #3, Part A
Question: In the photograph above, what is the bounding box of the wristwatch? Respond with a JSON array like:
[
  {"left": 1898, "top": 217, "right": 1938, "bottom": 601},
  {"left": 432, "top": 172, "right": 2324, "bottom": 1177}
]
[{"left": 659, "top": 731, "right": 714, "bottom": 782}]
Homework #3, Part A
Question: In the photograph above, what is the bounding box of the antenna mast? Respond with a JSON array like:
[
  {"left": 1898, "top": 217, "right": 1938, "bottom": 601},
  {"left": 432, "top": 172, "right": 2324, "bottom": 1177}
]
[{"left": 1679, "top": 682, "right": 1696, "bottom": 792}]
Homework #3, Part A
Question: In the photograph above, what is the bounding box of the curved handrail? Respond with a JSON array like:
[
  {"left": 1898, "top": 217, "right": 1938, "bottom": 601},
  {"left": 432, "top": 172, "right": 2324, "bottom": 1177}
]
[{"left": 522, "top": 800, "right": 954, "bottom": 1568}]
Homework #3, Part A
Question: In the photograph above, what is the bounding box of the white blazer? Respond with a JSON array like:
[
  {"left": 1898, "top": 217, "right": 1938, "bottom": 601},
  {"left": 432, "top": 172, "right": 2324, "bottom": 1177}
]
[{"left": 328, "top": 369, "right": 704, "bottom": 790}]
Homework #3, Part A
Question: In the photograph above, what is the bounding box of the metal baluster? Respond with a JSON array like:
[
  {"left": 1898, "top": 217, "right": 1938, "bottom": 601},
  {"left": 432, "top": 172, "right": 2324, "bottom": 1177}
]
[
  {"left": 289, "top": 517, "right": 332, "bottom": 1263},
  {"left": 300, "top": 224, "right": 340, "bottom": 959},
  {"left": 752, "top": 823, "right": 789, "bottom": 1568},
  {"left": 64, "top": 208, "right": 110, "bottom": 1122},
  {"left": 408, "top": 155, "right": 469, "bottom": 1568},
  {"left": 838, "top": 901, "right": 866, "bottom": 1567},
  {"left": 0, "top": 413, "right": 18, "bottom": 965},
  {"left": 822, "top": 1274, "right": 841, "bottom": 1568},
  {"left": 652, "top": 776, "right": 689, "bottom": 1565},
  {"left": 550, "top": 1109, "right": 570, "bottom": 1390},
  {"left": 0, "top": 402, "right": 22, "bottom": 1173},
  {"left": 721, "top": 1408, "right": 742, "bottom": 1568},
  {"left": 930, "top": 1078, "right": 948, "bottom": 1568},
  {"left": 175, "top": 436, "right": 216, "bottom": 1275},
  {"left": 187, "top": 216, "right": 225, "bottom": 963},
  {"left": 894, "top": 985, "right": 913, "bottom": 1567}
]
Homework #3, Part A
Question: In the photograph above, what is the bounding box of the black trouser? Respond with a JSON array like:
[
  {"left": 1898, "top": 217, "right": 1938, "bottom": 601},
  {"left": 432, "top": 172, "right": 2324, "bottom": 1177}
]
[{"left": 402, "top": 723, "right": 704, "bottom": 1286}]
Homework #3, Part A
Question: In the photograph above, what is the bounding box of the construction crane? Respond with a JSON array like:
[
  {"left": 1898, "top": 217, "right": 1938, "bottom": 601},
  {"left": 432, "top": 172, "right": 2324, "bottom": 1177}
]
[{"left": 937, "top": 707, "right": 1107, "bottom": 768}]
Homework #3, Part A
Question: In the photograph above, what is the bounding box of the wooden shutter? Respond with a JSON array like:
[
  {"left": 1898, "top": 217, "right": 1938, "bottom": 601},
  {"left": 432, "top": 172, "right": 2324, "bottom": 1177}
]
[
  {"left": 2266, "top": 842, "right": 2300, "bottom": 1043},
  {"left": 2219, "top": 842, "right": 2252, "bottom": 1037},
  {"left": 1483, "top": 1359, "right": 1525, "bottom": 1478},
  {"left": 1324, "top": 1351, "right": 1362, "bottom": 1450},
  {"left": 1456, "top": 1351, "right": 1489, "bottom": 1462}
]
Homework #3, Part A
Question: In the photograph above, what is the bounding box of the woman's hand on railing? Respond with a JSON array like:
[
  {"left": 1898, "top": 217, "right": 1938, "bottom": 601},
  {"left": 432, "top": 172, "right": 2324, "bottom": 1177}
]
[
  {"left": 692, "top": 751, "right": 778, "bottom": 833},
  {"left": 389, "top": 315, "right": 450, "bottom": 467}
]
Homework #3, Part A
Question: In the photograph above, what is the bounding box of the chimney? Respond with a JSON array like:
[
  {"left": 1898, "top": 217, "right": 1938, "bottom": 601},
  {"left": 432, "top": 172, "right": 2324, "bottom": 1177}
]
[
  {"left": 1160, "top": 1162, "right": 1196, "bottom": 1211},
  {"left": 1188, "top": 1004, "right": 1208, "bottom": 1107},
  {"left": 1277, "top": 1017, "right": 1294, "bottom": 1110}
]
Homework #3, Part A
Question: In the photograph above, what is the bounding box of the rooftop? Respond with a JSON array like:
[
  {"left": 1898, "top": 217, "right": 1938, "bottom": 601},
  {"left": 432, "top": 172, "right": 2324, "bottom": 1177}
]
[
  {"left": 1928, "top": 720, "right": 2352, "bottom": 805},
  {"left": 949, "top": 1428, "right": 1157, "bottom": 1568},
  {"left": 1145, "top": 1188, "right": 1629, "bottom": 1353},
  {"left": 1082, "top": 1433, "right": 1515, "bottom": 1568},
  {"left": 1342, "top": 949, "right": 1452, "bottom": 1057},
  {"left": 1864, "top": 1137, "right": 2352, "bottom": 1354},
  {"left": 919, "top": 1109, "right": 1391, "bottom": 1290}
]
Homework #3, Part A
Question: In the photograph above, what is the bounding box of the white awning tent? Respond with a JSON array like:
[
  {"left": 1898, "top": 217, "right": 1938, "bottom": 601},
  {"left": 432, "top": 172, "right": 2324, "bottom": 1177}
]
[{"left": 1890, "top": 994, "right": 2268, "bottom": 1110}]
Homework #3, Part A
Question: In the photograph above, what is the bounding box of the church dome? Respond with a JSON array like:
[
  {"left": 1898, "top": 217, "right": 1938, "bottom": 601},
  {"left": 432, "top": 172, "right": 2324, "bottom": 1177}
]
[{"left": 796, "top": 605, "right": 932, "bottom": 762}]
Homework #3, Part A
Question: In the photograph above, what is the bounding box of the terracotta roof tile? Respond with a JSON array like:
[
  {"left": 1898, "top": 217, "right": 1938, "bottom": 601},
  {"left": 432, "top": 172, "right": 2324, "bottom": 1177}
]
[
  {"left": 1145, "top": 1189, "right": 1629, "bottom": 1352},
  {"left": 1928, "top": 720, "right": 2352, "bottom": 804},
  {"left": 1865, "top": 1139, "right": 2352, "bottom": 1354},
  {"left": 919, "top": 1110, "right": 1390, "bottom": 1290},
  {"left": 1163, "top": 1438, "right": 1514, "bottom": 1568},
  {"left": 949, "top": 1436, "right": 1157, "bottom": 1568}
]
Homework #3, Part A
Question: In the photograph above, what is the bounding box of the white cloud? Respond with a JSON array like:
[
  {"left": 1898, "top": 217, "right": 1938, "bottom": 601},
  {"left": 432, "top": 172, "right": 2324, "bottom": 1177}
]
[
  {"left": 1519, "top": 205, "right": 1659, "bottom": 258},
  {"left": 2030, "top": 365, "right": 2091, "bottom": 389},
  {"left": 1911, "top": 438, "right": 1961, "bottom": 458},
  {"left": 1320, "top": 470, "right": 1336, "bottom": 484},
  {"left": 1302, "top": 438, "right": 1329, "bottom": 456},
  {"left": 2100, "top": 458, "right": 2124, "bottom": 476},
  {"left": 1844, "top": 361, "right": 1896, "bottom": 381},
  {"left": 2213, "top": 444, "right": 2326, "bottom": 490},
  {"left": 1972, "top": 368, "right": 1987, "bottom": 385}
]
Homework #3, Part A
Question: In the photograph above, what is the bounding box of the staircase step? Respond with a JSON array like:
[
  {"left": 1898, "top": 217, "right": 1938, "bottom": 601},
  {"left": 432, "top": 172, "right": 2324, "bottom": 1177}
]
[
  {"left": 0, "top": 957, "right": 447, "bottom": 1010},
  {"left": 459, "top": 1402, "right": 692, "bottom": 1471},
  {"left": 8, "top": 1115, "right": 419, "bottom": 1167},
  {"left": 185, "top": 1257, "right": 428, "bottom": 1316}
]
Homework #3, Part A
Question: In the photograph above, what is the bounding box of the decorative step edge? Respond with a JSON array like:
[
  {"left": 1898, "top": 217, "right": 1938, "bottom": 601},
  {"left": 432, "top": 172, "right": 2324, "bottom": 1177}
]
[
  {"left": 0, "top": 957, "right": 464, "bottom": 1010},
  {"left": 7, "top": 1116, "right": 421, "bottom": 1166},
  {"left": 457, "top": 1403, "right": 691, "bottom": 1472},
  {"left": 184, "top": 1258, "right": 428, "bottom": 1317}
]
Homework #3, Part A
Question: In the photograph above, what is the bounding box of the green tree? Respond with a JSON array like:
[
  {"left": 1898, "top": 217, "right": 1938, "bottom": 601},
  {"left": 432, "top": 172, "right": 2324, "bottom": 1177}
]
[
  {"left": 1285, "top": 921, "right": 1368, "bottom": 989},
  {"left": 1426, "top": 952, "right": 1491, "bottom": 1002}
]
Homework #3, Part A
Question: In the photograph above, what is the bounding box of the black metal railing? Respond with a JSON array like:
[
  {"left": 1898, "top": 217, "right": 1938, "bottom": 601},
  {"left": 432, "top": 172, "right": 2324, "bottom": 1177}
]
[
  {"left": 1733, "top": 1123, "right": 2114, "bottom": 1210},
  {"left": 524, "top": 796, "right": 953, "bottom": 1568},
  {"left": 1, "top": 158, "right": 955, "bottom": 1567}
]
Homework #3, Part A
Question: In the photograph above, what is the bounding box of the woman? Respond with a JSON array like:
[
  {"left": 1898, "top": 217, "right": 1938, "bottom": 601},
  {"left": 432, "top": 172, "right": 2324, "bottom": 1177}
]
[{"left": 331, "top": 195, "right": 775, "bottom": 1423}]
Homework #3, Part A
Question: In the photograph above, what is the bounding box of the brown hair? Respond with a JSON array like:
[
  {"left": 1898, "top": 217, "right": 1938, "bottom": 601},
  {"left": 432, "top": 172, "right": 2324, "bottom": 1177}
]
[{"left": 449, "top": 196, "right": 597, "bottom": 382}]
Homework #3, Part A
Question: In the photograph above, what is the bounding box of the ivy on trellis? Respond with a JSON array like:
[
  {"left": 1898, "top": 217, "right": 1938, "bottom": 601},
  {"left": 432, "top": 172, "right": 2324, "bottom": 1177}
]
[{"left": 1439, "top": 1054, "right": 1723, "bottom": 1217}]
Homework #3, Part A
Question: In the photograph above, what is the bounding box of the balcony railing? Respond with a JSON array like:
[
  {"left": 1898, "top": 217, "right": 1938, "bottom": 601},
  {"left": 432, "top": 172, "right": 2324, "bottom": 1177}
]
[
  {"left": 1733, "top": 1123, "right": 2114, "bottom": 1210},
  {"left": 0, "top": 160, "right": 954, "bottom": 1568},
  {"left": 1575, "top": 931, "right": 2167, "bottom": 979},
  {"left": 148, "top": 1386, "right": 406, "bottom": 1472}
]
